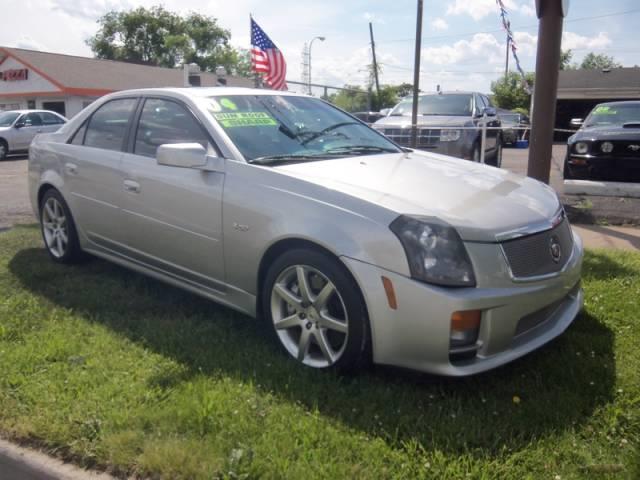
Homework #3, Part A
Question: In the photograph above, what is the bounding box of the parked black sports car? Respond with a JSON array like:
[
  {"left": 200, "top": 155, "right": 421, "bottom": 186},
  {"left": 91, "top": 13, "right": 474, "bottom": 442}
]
[{"left": 564, "top": 101, "right": 640, "bottom": 181}]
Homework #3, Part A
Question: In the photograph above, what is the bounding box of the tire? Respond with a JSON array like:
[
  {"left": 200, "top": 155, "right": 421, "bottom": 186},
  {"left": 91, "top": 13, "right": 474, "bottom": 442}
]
[
  {"left": 471, "top": 142, "right": 481, "bottom": 162},
  {"left": 39, "top": 189, "right": 86, "bottom": 264},
  {"left": 487, "top": 136, "right": 503, "bottom": 168},
  {"left": 262, "top": 248, "right": 370, "bottom": 373},
  {"left": 0, "top": 139, "right": 7, "bottom": 160}
]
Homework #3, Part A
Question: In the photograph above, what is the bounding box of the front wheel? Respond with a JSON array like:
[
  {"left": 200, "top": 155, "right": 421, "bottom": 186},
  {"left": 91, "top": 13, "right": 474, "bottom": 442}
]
[
  {"left": 0, "top": 140, "right": 7, "bottom": 160},
  {"left": 487, "top": 137, "right": 503, "bottom": 168},
  {"left": 262, "top": 249, "right": 370, "bottom": 373},
  {"left": 40, "top": 189, "right": 85, "bottom": 264}
]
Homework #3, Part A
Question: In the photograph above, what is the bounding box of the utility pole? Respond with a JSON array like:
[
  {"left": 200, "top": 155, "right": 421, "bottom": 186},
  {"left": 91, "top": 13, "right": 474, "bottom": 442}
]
[
  {"left": 527, "top": 0, "right": 568, "bottom": 183},
  {"left": 504, "top": 35, "right": 510, "bottom": 81},
  {"left": 410, "top": 0, "right": 424, "bottom": 149},
  {"left": 369, "top": 22, "right": 381, "bottom": 100}
]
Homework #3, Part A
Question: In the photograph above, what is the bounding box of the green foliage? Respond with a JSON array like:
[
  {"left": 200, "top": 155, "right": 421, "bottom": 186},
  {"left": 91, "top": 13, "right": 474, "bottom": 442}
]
[
  {"left": 1, "top": 226, "right": 639, "bottom": 479},
  {"left": 579, "top": 52, "right": 622, "bottom": 70},
  {"left": 87, "top": 5, "right": 244, "bottom": 75},
  {"left": 560, "top": 49, "right": 575, "bottom": 70},
  {"left": 327, "top": 83, "right": 414, "bottom": 113},
  {"left": 490, "top": 71, "right": 535, "bottom": 113}
]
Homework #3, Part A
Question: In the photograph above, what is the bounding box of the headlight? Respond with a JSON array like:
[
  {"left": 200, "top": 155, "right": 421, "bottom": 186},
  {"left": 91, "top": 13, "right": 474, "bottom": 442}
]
[
  {"left": 574, "top": 142, "right": 589, "bottom": 154},
  {"left": 390, "top": 215, "right": 476, "bottom": 287},
  {"left": 600, "top": 141, "right": 614, "bottom": 153},
  {"left": 440, "top": 129, "right": 461, "bottom": 142}
]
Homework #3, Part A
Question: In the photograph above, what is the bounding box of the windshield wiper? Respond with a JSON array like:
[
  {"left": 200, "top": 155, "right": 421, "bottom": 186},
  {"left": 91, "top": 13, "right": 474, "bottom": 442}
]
[
  {"left": 300, "top": 121, "right": 363, "bottom": 145},
  {"left": 323, "top": 145, "right": 400, "bottom": 155},
  {"left": 248, "top": 153, "right": 336, "bottom": 166}
]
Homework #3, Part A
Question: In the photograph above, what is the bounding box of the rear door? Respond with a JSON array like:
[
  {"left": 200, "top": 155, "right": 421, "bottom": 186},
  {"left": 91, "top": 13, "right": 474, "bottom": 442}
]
[
  {"left": 119, "top": 97, "right": 226, "bottom": 287},
  {"left": 61, "top": 98, "right": 139, "bottom": 249}
]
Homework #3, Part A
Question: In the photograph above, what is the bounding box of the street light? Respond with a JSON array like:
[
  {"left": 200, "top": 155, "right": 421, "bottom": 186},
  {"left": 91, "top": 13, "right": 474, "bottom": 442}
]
[{"left": 308, "top": 36, "right": 326, "bottom": 95}]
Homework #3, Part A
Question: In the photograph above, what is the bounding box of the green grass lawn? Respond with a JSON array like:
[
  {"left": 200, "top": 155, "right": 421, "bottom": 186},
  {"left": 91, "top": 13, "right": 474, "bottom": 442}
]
[{"left": 0, "top": 225, "right": 638, "bottom": 479}]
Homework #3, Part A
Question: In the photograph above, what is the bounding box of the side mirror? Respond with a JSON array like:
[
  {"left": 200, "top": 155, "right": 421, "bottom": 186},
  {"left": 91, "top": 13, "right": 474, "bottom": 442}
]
[
  {"left": 379, "top": 108, "right": 391, "bottom": 116},
  {"left": 14, "top": 122, "right": 25, "bottom": 129},
  {"left": 570, "top": 118, "right": 583, "bottom": 127},
  {"left": 483, "top": 106, "right": 497, "bottom": 117},
  {"left": 157, "top": 143, "right": 208, "bottom": 168}
]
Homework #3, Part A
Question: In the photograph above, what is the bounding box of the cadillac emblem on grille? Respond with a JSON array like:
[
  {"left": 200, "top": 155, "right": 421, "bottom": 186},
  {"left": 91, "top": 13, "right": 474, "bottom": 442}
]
[
  {"left": 628, "top": 144, "right": 640, "bottom": 152},
  {"left": 549, "top": 235, "right": 562, "bottom": 263}
]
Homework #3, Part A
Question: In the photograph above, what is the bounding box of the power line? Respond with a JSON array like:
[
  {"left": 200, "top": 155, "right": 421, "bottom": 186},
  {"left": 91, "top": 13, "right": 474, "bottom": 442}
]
[{"left": 378, "top": 8, "right": 640, "bottom": 45}]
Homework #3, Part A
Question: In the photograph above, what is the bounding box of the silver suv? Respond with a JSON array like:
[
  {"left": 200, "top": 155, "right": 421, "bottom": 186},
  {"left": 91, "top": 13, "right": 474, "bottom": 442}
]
[
  {"left": 0, "top": 110, "right": 67, "bottom": 159},
  {"left": 373, "top": 92, "right": 502, "bottom": 166}
]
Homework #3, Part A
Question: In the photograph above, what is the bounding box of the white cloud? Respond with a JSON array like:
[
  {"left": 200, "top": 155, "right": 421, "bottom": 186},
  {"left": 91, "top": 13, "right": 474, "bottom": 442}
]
[
  {"left": 422, "top": 33, "right": 503, "bottom": 65},
  {"left": 430, "top": 18, "right": 449, "bottom": 31},
  {"left": 13, "top": 36, "right": 46, "bottom": 51},
  {"left": 562, "top": 32, "right": 612, "bottom": 50},
  {"left": 48, "top": 0, "right": 133, "bottom": 20},
  {"left": 446, "top": 0, "right": 535, "bottom": 20},
  {"left": 363, "top": 12, "right": 386, "bottom": 25}
]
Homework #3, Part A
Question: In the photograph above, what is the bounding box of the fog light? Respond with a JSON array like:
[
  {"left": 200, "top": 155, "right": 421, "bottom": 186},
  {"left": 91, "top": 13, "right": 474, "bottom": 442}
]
[
  {"left": 600, "top": 141, "right": 614, "bottom": 153},
  {"left": 450, "top": 310, "right": 481, "bottom": 347}
]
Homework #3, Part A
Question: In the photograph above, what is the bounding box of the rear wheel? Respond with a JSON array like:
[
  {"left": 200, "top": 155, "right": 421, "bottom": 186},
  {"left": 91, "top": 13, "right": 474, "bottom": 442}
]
[
  {"left": 262, "top": 249, "right": 370, "bottom": 373},
  {"left": 39, "top": 189, "right": 85, "bottom": 264}
]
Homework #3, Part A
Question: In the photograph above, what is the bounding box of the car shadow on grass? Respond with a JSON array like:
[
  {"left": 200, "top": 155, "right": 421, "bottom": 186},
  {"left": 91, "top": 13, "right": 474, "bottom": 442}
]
[{"left": 9, "top": 246, "right": 617, "bottom": 457}]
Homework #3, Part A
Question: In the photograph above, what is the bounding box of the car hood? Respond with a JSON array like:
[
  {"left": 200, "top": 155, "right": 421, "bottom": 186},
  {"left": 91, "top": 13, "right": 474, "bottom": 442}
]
[
  {"left": 570, "top": 125, "right": 640, "bottom": 142},
  {"left": 274, "top": 151, "right": 560, "bottom": 242},
  {"left": 374, "top": 115, "right": 472, "bottom": 128}
]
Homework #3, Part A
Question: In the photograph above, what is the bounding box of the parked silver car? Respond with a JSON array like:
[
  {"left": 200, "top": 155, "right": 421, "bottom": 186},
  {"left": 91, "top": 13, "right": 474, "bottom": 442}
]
[
  {"left": 0, "top": 110, "right": 67, "bottom": 159},
  {"left": 373, "top": 92, "right": 503, "bottom": 166},
  {"left": 29, "top": 88, "right": 583, "bottom": 376}
]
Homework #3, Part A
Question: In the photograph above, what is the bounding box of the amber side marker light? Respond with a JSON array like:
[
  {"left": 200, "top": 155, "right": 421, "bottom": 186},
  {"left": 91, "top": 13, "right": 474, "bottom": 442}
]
[
  {"left": 381, "top": 276, "right": 397, "bottom": 310},
  {"left": 450, "top": 310, "right": 481, "bottom": 347}
]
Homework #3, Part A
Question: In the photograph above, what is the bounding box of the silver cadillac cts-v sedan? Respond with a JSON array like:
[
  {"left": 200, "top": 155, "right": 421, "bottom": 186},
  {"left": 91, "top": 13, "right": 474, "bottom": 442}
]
[{"left": 28, "top": 87, "right": 583, "bottom": 376}]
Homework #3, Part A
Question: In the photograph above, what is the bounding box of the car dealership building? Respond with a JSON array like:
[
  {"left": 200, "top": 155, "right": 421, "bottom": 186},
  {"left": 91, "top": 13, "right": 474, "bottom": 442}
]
[{"left": 0, "top": 47, "right": 253, "bottom": 118}]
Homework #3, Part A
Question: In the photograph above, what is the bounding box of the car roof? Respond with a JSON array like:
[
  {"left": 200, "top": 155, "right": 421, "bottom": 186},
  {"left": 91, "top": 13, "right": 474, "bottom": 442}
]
[
  {"left": 1, "top": 109, "right": 65, "bottom": 115},
  {"left": 107, "top": 86, "right": 309, "bottom": 99},
  {"left": 595, "top": 101, "right": 640, "bottom": 107}
]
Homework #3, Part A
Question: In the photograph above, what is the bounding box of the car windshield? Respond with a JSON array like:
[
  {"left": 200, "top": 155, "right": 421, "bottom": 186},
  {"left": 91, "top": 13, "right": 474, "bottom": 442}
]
[
  {"left": 390, "top": 94, "right": 473, "bottom": 116},
  {"left": 205, "top": 95, "right": 401, "bottom": 163},
  {"left": 0, "top": 112, "right": 20, "bottom": 127},
  {"left": 499, "top": 114, "right": 520, "bottom": 124},
  {"left": 584, "top": 104, "right": 640, "bottom": 127}
]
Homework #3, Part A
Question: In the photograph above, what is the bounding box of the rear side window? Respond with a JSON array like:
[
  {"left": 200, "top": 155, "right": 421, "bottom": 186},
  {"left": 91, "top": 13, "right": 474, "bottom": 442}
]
[
  {"left": 24, "top": 112, "right": 44, "bottom": 127},
  {"left": 41, "top": 112, "right": 65, "bottom": 125},
  {"left": 84, "top": 98, "right": 137, "bottom": 151},
  {"left": 134, "top": 98, "right": 210, "bottom": 158}
]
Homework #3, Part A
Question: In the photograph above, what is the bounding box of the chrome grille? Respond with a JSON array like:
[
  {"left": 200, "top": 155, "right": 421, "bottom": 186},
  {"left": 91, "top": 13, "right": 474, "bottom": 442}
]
[
  {"left": 501, "top": 218, "right": 574, "bottom": 279},
  {"left": 595, "top": 140, "right": 640, "bottom": 157},
  {"left": 382, "top": 128, "right": 440, "bottom": 148}
]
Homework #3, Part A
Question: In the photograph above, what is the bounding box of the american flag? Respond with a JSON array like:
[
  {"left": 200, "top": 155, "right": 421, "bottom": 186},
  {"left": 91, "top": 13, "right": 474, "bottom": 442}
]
[{"left": 250, "top": 17, "right": 287, "bottom": 90}]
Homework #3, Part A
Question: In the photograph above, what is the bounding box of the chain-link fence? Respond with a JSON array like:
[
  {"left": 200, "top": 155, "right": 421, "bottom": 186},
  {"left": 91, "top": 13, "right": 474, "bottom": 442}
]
[{"left": 286, "top": 80, "right": 373, "bottom": 113}]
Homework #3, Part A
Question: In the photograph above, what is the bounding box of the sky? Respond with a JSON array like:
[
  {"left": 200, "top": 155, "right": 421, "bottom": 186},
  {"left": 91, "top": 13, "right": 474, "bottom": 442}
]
[{"left": 1, "top": 0, "right": 639, "bottom": 94}]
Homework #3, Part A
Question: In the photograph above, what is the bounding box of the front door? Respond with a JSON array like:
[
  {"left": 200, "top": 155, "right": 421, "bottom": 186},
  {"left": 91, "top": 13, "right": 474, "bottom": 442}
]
[
  {"left": 119, "top": 97, "right": 226, "bottom": 288},
  {"left": 13, "top": 112, "right": 44, "bottom": 150}
]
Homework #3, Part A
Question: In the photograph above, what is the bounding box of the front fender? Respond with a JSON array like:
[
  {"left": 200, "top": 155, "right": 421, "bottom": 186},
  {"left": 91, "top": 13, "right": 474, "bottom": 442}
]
[{"left": 222, "top": 161, "right": 410, "bottom": 295}]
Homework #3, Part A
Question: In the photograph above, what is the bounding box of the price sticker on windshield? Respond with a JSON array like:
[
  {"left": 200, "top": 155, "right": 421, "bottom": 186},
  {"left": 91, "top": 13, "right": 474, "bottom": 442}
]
[
  {"left": 593, "top": 106, "right": 616, "bottom": 115},
  {"left": 213, "top": 112, "right": 278, "bottom": 128}
]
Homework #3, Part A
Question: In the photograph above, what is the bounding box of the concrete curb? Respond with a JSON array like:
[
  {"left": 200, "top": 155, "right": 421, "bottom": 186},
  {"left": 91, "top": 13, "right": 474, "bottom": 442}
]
[
  {"left": 564, "top": 180, "right": 640, "bottom": 198},
  {"left": 0, "top": 437, "right": 116, "bottom": 480}
]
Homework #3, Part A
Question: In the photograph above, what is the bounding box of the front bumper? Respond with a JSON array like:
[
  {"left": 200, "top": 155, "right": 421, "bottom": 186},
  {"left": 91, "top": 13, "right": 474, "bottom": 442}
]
[
  {"left": 341, "top": 230, "right": 583, "bottom": 376},
  {"left": 567, "top": 153, "right": 640, "bottom": 181}
]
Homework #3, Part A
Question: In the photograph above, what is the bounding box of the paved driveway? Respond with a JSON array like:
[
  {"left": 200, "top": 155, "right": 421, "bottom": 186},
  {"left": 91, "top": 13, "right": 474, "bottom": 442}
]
[{"left": 0, "top": 154, "right": 33, "bottom": 230}]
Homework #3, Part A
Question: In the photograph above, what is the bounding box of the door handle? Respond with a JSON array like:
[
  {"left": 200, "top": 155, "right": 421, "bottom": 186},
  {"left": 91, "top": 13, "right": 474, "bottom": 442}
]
[
  {"left": 124, "top": 179, "right": 140, "bottom": 193},
  {"left": 65, "top": 163, "right": 78, "bottom": 175}
]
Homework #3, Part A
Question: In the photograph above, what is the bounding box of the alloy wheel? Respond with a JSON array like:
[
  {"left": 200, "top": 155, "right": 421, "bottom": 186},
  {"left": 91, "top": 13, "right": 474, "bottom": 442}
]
[
  {"left": 42, "top": 197, "right": 68, "bottom": 258},
  {"left": 0, "top": 143, "right": 6, "bottom": 160},
  {"left": 270, "top": 264, "right": 349, "bottom": 368}
]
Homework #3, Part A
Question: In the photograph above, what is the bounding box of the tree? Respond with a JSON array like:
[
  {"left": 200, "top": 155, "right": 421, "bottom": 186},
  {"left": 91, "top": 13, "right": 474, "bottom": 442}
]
[
  {"left": 560, "top": 49, "right": 575, "bottom": 70},
  {"left": 490, "top": 71, "right": 535, "bottom": 112},
  {"left": 87, "top": 5, "right": 242, "bottom": 75},
  {"left": 579, "top": 52, "right": 622, "bottom": 70},
  {"left": 328, "top": 85, "right": 369, "bottom": 112}
]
